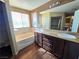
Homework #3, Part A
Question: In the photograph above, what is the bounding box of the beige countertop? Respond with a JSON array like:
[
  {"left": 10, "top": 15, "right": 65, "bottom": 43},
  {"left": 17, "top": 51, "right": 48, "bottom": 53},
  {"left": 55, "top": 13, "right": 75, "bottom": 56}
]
[{"left": 34, "top": 28, "right": 79, "bottom": 44}]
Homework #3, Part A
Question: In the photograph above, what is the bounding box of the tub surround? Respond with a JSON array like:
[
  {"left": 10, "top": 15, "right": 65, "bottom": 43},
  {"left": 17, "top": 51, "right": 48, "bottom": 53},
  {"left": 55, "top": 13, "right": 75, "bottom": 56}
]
[
  {"left": 14, "top": 28, "right": 34, "bottom": 42},
  {"left": 15, "top": 32, "right": 34, "bottom": 42}
]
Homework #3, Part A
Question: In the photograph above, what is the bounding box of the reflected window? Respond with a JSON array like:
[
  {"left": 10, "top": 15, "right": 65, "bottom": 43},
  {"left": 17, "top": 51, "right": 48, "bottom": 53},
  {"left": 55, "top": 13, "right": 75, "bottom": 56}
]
[{"left": 32, "top": 12, "right": 38, "bottom": 27}]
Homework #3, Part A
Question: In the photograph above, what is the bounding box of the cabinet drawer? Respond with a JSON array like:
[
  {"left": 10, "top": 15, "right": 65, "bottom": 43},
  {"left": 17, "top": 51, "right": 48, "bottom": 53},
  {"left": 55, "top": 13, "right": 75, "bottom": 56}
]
[
  {"left": 43, "top": 37, "right": 53, "bottom": 43},
  {"left": 43, "top": 40, "right": 53, "bottom": 48},
  {"left": 43, "top": 45, "right": 52, "bottom": 52}
]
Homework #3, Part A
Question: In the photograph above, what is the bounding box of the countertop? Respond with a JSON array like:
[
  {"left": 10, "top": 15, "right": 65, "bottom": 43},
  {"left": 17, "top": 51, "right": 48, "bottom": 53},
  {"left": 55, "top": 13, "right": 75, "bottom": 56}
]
[{"left": 34, "top": 28, "right": 79, "bottom": 44}]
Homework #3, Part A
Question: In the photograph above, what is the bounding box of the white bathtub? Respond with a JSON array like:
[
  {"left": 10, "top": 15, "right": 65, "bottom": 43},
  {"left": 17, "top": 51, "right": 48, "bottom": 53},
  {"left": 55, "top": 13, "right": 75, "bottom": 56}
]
[{"left": 16, "top": 36, "right": 35, "bottom": 51}]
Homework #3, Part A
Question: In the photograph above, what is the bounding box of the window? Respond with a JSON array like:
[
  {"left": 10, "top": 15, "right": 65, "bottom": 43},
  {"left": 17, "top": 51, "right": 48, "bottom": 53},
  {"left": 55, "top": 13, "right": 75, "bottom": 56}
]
[
  {"left": 32, "top": 12, "right": 38, "bottom": 27},
  {"left": 11, "top": 11, "right": 30, "bottom": 28},
  {"left": 21, "top": 14, "right": 30, "bottom": 27}
]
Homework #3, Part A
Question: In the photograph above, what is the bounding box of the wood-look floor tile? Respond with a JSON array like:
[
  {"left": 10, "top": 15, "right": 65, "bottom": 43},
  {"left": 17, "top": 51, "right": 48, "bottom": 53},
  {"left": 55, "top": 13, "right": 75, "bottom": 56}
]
[{"left": 12, "top": 44, "right": 57, "bottom": 59}]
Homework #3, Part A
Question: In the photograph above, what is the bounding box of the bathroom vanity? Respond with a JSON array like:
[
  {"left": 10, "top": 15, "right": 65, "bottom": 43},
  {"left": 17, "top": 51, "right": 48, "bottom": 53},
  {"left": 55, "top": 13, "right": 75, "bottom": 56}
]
[{"left": 34, "top": 28, "right": 79, "bottom": 59}]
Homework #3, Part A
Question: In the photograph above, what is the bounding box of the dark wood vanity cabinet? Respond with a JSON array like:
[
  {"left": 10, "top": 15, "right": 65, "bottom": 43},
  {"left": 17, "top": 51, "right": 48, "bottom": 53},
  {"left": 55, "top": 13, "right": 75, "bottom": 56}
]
[
  {"left": 34, "top": 32, "right": 79, "bottom": 59},
  {"left": 63, "top": 41, "right": 79, "bottom": 59},
  {"left": 42, "top": 34, "right": 54, "bottom": 53},
  {"left": 53, "top": 38, "right": 64, "bottom": 58},
  {"left": 43, "top": 34, "right": 64, "bottom": 58},
  {"left": 35, "top": 32, "right": 64, "bottom": 58}
]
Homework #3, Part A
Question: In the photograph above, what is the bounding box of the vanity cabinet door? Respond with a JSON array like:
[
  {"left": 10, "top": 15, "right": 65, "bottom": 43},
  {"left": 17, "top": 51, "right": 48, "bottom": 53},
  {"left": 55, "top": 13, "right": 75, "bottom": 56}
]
[
  {"left": 43, "top": 34, "right": 54, "bottom": 53},
  {"left": 34, "top": 32, "right": 43, "bottom": 46},
  {"left": 63, "top": 41, "right": 79, "bottom": 59},
  {"left": 53, "top": 37, "right": 64, "bottom": 59}
]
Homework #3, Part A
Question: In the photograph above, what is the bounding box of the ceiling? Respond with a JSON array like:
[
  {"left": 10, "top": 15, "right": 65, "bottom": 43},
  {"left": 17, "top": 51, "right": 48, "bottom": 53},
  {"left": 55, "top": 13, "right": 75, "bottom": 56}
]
[
  {"left": 40, "top": 0, "right": 79, "bottom": 14},
  {"left": 9, "top": 0, "right": 49, "bottom": 11}
]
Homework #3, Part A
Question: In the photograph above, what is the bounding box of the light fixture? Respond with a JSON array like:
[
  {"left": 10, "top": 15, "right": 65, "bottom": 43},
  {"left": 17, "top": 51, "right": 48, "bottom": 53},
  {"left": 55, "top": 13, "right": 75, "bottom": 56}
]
[{"left": 49, "top": 1, "right": 61, "bottom": 8}]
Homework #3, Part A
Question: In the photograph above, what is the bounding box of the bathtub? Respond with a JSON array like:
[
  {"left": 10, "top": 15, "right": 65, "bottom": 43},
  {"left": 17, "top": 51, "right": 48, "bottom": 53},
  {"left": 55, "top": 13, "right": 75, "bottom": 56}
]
[{"left": 16, "top": 36, "right": 35, "bottom": 51}]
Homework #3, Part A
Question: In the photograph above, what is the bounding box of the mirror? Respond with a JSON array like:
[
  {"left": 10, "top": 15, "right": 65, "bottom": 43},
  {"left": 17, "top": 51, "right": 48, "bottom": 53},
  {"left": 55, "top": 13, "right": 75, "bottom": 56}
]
[{"left": 39, "top": 0, "right": 79, "bottom": 33}]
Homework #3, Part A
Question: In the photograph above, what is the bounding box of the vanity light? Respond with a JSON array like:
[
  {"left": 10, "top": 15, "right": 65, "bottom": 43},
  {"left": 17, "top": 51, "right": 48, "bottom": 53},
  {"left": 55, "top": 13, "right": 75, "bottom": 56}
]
[
  {"left": 49, "top": 5, "right": 52, "bottom": 8},
  {"left": 49, "top": 1, "right": 61, "bottom": 8},
  {"left": 56, "top": 1, "right": 60, "bottom": 5}
]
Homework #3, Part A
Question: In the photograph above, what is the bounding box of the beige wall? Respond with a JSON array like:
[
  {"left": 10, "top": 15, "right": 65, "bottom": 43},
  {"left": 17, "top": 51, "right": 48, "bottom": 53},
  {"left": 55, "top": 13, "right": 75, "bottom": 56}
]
[
  {"left": 10, "top": 6, "right": 31, "bottom": 14},
  {"left": 41, "top": 13, "right": 50, "bottom": 29}
]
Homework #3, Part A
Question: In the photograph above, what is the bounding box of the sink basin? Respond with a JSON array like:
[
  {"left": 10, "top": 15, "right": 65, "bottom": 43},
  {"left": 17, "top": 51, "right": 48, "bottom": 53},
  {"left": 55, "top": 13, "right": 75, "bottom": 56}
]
[{"left": 57, "top": 33, "right": 77, "bottom": 39}]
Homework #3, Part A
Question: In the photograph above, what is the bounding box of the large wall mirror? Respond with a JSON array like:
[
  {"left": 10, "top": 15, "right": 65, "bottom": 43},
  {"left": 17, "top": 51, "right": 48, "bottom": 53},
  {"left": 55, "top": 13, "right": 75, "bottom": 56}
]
[{"left": 40, "top": 0, "right": 79, "bottom": 33}]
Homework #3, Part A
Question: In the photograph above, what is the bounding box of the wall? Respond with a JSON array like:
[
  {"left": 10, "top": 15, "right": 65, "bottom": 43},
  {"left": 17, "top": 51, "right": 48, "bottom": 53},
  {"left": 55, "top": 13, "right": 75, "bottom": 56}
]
[
  {"left": 10, "top": 6, "right": 30, "bottom": 14},
  {"left": 41, "top": 13, "right": 50, "bottom": 29},
  {"left": 41, "top": 12, "right": 65, "bottom": 29}
]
